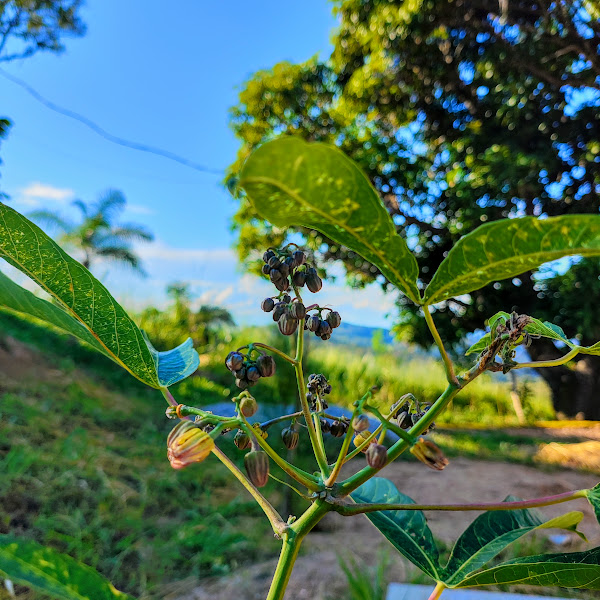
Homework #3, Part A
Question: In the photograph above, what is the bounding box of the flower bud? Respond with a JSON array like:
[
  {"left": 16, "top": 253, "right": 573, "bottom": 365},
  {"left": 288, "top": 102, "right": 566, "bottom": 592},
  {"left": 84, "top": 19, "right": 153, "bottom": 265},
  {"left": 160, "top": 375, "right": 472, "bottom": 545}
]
[
  {"left": 352, "top": 414, "right": 370, "bottom": 432},
  {"left": 292, "top": 250, "right": 306, "bottom": 267},
  {"left": 410, "top": 438, "right": 449, "bottom": 471},
  {"left": 306, "top": 315, "right": 320, "bottom": 332},
  {"left": 330, "top": 420, "right": 346, "bottom": 438},
  {"left": 353, "top": 430, "right": 372, "bottom": 451},
  {"left": 234, "top": 429, "right": 251, "bottom": 450},
  {"left": 293, "top": 270, "right": 307, "bottom": 287},
  {"left": 246, "top": 365, "right": 261, "bottom": 382},
  {"left": 326, "top": 311, "right": 341, "bottom": 329},
  {"left": 320, "top": 418, "right": 331, "bottom": 434},
  {"left": 261, "top": 297, "right": 275, "bottom": 312},
  {"left": 281, "top": 427, "right": 299, "bottom": 450},
  {"left": 366, "top": 443, "right": 388, "bottom": 469},
  {"left": 290, "top": 302, "right": 306, "bottom": 320},
  {"left": 306, "top": 268, "right": 323, "bottom": 293},
  {"left": 272, "top": 302, "right": 287, "bottom": 321},
  {"left": 239, "top": 396, "right": 258, "bottom": 418},
  {"left": 244, "top": 450, "right": 270, "bottom": 487},
  {"left": 225, "top": 351, "right": 244, "bottom": 372},
  {"left": 167, "top": 421, "right": 215, "bottom": 470},
  {"left": 278, "top": 313, "right": 299, "bottom": 336},
  {"left": 257, "top": 354, "right": 276, "bottom": 377}
]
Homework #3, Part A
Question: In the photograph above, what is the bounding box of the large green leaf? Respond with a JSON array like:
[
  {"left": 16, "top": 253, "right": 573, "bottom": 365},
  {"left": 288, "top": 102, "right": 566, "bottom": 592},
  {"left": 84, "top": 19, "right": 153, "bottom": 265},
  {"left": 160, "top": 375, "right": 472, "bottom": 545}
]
[
  {"left": 0, "top": 203, "right": 198, "bottom": 388},
  {"left": 239, "top": 137, "right": 421, "bottom": 304},
  {"left": 455, "top": 546, "right": 600, "bottom": 589},
  {"left": 351, "top": 478, "right": 440, "bottom": 580},
  {"left": 0, "top": 535, "right": 135, "bottom": 599},
  {"left": 424, "top": 215, "right": 600, "bottom": 304},
  {"left": 443, "top": 498, "right": 584, "bottom": 586}
]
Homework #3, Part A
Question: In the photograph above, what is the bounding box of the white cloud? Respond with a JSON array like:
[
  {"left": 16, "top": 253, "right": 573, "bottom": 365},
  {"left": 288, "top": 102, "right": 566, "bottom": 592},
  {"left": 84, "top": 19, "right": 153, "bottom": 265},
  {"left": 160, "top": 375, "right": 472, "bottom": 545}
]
[
  {"left": 14, "top": 182, "right": 75, "bottom": 208},
  {"left": 125, "top": 203, "right": 155, "bottom": 216},
  {"left": 134, "top": 240, "right": 235, "bottom": 263}
]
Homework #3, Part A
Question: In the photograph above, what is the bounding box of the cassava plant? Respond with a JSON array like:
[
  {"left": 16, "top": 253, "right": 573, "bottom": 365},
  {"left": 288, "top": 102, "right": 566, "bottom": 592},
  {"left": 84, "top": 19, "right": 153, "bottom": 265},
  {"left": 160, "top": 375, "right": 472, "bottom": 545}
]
[{"left": 2, "top": 137, "right": 600, "bottom": 599}]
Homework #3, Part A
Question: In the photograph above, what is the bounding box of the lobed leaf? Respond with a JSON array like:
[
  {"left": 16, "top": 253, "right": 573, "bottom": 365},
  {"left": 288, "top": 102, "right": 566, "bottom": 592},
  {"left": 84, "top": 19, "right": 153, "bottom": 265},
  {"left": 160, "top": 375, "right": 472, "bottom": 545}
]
[
  {"left": 424, "top": 215, "right": 600, "bottom": 305},
  {"left": 0, "top": 535, "right": 135, "bottom": 600},
  {"left": 0, "top": 203, "right": 198, "bottom": 388},
  {"left": 239, "top": 137, "right": 421, "bottom": 304},
  {"left": 443, "top": 498, "right": 584, "bottom": 586},
  {"left": 455, "top": 546, "right": 600, "bottom": 589},
  {"left": 351, "top": 478, "right": 440, "bottom": 580}
]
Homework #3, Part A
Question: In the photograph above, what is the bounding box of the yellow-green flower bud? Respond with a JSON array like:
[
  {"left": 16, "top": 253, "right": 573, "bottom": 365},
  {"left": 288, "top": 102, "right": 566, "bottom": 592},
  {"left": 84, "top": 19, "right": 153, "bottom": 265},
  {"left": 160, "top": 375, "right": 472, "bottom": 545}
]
[
  {"left": 167, "top": 421, "right": 214, "bottom": 470},
  {"left": 410, "top": 437, "right": 449, "bottom": 471}
]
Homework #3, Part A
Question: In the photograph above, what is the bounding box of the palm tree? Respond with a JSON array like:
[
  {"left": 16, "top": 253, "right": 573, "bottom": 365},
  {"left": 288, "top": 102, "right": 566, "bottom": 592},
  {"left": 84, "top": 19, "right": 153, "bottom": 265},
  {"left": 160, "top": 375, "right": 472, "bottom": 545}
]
[{"left": 30, "top": 189, "right": 153, "bottom": 275}]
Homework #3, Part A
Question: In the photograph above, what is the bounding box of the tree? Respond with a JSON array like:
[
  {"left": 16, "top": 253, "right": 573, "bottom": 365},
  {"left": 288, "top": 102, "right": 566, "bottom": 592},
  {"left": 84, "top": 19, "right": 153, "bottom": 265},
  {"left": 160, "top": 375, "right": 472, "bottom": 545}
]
[
  {"left": 0, "top": 0, "right": 85, "bottom": 62},
  {"left": 139, "top": 282, "right": 235, "bottom": 351},
  {"left": 227, "top": 0, "right": 600, "bottom": 417},
  {"left": 30, "top": 189, "right": 154, "bottom": 274}
]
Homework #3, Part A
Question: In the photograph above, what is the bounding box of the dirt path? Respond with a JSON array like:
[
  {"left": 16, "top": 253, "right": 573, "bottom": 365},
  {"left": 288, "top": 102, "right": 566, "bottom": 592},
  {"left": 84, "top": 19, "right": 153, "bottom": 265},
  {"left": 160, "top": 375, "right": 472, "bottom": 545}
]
[{"left": 171, "top": 458, "right": 600, "bottom": 600}]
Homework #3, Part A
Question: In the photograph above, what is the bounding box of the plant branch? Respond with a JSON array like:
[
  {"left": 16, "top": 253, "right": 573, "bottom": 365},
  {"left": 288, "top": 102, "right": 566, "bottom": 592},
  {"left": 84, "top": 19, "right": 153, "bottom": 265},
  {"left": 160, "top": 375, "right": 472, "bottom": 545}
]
[
  {"left": 513, "top": 347, "right": 579, "bottom": 370},
  {"left": 261, "top": 411, "right": 303, "bottom": 430},
  {"left": 325, "top": 407, "right": 359, "bottom": 487},
  {"left": 294, "top": 320, "right": 330, "bottom": 477},
  {"left": 251, "top": 342, "right": 298, "bottom": 366},
  {"left": 363, "top": 404, "right": 416, "bottom": 445},
  {"left": 428, "top": 582, "right": 446, "bottom": 600},
  {"left": 332, "top": 489, "right": 588, "bottom": 515},
  {"left": 424, "top": 308, "right": 458, "bottom": 385},
  {"left": 211, "top": 445, "right": 287, "bottom": 537}
]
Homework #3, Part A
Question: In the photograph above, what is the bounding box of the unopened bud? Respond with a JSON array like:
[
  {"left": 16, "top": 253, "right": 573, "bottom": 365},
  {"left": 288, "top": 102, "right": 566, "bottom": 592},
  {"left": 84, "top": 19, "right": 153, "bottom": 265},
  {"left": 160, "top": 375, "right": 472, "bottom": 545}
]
[
  {"left": 257, "top": 354, "right": 276, "bottom": 377},
  {"left": 353, "top": 430, "right": 373, "bottom": 452},
  {"left": 352, "top": 414, "right": 370, "bottom": 432},
  {"left": 410, "top": 438, "right": 449, "bottom": 471},
  {"left": 244, "top": 450, "right": 270, "bottom": 487},
  {"left": 167, "top": 421, "right": 215, "bottom": 469},
  {"left": 239, "top": 396, "right": 258, "bottom": 417},
  {"left": 366, "top": 443, "right": 388, "bottom": 469},
  {"left": 234, "top": 429, "right": 251, "bottom": 450},
  {"left": 330, "top": 420, "right": 346, "bottom": 438},
  {"left": 281, "top": 427, "right": 299, "bottom": 450}
]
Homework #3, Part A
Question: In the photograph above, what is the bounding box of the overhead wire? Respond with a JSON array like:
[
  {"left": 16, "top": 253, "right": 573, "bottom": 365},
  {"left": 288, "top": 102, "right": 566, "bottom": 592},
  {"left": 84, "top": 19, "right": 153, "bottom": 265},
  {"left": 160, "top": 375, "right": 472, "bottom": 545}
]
[{"left": 0, "top": 66, "right": 225, "bottom": 176}]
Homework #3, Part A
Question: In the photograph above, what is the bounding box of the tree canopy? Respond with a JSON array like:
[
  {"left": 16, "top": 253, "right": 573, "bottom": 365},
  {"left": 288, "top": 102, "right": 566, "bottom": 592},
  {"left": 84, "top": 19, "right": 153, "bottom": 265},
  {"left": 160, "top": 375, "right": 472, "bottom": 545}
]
[
  {"left": 0, "top": 0, "right": 85, "bottom": 62},
  {"left": 228, "top": 0, "right": 600, "bottom": 416}
]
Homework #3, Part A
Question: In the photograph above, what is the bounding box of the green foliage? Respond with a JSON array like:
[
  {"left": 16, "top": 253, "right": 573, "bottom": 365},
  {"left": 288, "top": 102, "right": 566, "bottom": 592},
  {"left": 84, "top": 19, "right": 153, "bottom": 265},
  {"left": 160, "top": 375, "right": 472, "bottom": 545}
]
[
  {"left": 351, "top": 478, "right": 591, "bottom": 590},
  {"left": 455, "top": 547, "right": 600, "bottom": 589},
  {"left": 0, "top": 1, "right": 85, "bottom": 62},
  {"left": 338, "top": 552, "right": 389, "bottom": 600},
  {"left": 0, "top": 535, "right": 134, "bottom": 600},
  {"left": 351, "top": 478, "right": 441, "bottom": 580},
  {"left": 424, "top": 216, "right": 600, "bottom": 304},
  {"left": 228, "top": 0, "right": 600, "bottom": 417},
  {"left": 585, "top": 483, "right": 600, "bottom": 525},
  {"left": 139, "top": 282, "right": 234, "bottom": 352},
  {"left": 0, "top": 203, "right": 198, "bottom": 388},
  {"left": 239, "top": 137, "right": 420, "bottom": 303}
]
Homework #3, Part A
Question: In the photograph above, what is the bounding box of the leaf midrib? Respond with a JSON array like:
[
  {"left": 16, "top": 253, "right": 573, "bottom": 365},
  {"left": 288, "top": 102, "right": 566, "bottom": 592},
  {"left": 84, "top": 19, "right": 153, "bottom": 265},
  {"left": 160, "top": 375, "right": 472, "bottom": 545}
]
[
  {"left": 0, "top": 211, "right": 155, "bottom": 386},
  {"left": 240, "top": 175, "right": 422, "bottom": 304}
]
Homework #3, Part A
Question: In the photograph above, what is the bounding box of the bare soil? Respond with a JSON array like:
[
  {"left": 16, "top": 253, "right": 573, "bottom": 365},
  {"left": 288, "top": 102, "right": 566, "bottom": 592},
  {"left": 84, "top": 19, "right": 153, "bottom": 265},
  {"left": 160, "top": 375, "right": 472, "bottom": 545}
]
[{"left": 170, "top": 458, "right": 600, "bottom": 600}]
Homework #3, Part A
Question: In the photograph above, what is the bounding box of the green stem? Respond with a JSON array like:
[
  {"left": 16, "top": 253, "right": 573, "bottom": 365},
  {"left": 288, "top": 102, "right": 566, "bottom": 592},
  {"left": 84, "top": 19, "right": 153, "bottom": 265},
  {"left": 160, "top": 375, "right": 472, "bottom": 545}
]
[
  {"left": 266, "top": 501, "right": 331, "bottom": 600},
  {"left": 513, "top": 347, "right": 579, "bottom": 370},
  {"left": 294, "top": 321, "right": 330, "bottom": 477},
  {"left": 261, "top": 411, "right": 303, "bottom": 430},
  {"left": 339, "top": 383, "right": 462, "bottom": 496},
  {"left": 428, "top": 582, "right": 446, "bottom": 600},
  {"left": 325, "top": 407, "right": 359, "bottom": 487},
  {"left": 333, "top": 489, "right": 588, "bottom": 515},
  {"left": 238, "top": 419, "right": 320, "bottom": 491},
  {"left": 252, "top": 342, "right": 298, "bottom": 366},
  {"left": 211, "top": 445, "right": 287, "bottom": 536},
  {"left": 424, "top": 308, "right": 458, "bottom": 385},
  {"left": 364, "top": 404, "right": 416, "bottom": 446}
]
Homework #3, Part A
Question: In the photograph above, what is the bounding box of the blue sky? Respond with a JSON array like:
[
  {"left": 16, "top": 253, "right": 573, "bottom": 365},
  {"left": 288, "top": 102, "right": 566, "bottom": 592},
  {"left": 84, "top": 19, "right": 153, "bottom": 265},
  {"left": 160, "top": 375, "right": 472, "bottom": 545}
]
[{"left": 0, "top": 0, "right": 397, "bottom": 327}]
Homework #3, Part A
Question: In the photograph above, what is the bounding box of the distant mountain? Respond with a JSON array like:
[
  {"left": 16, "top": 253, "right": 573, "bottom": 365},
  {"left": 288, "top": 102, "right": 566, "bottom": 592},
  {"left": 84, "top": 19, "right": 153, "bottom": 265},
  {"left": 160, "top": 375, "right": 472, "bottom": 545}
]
[{"left": 329, "top": 321, "right": 396, "bottom": 347}]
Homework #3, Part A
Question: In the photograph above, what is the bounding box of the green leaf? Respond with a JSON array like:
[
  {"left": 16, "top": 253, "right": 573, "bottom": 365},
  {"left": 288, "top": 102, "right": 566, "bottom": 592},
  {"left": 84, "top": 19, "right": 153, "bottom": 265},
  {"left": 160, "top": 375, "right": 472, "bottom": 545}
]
[
  {"left": 239, "top": 137, "right": 421, "bottom": 304},
  {"left": 0, "top": 203, "right": 198, "bottom": 388},
  {"left": 455, "top": 546, "right": 600, "bottom": 589},
  {"left": 0, "top": 535, "right": 135, "bottom": 600},
  {"left": 443, "top": 498, "right": 584, "bottom": 586},
  {"left": 424, "top": 215, "right": 600, "bottom": 304},
  {"left": 465, "top": 334, "right": 491, "bottom": 356},
  {"left": 585, "top": 483, "right": 600, "bottom": 525},
  {"left": 351, "top": 478, "right": 440, "bottom": 580}
]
